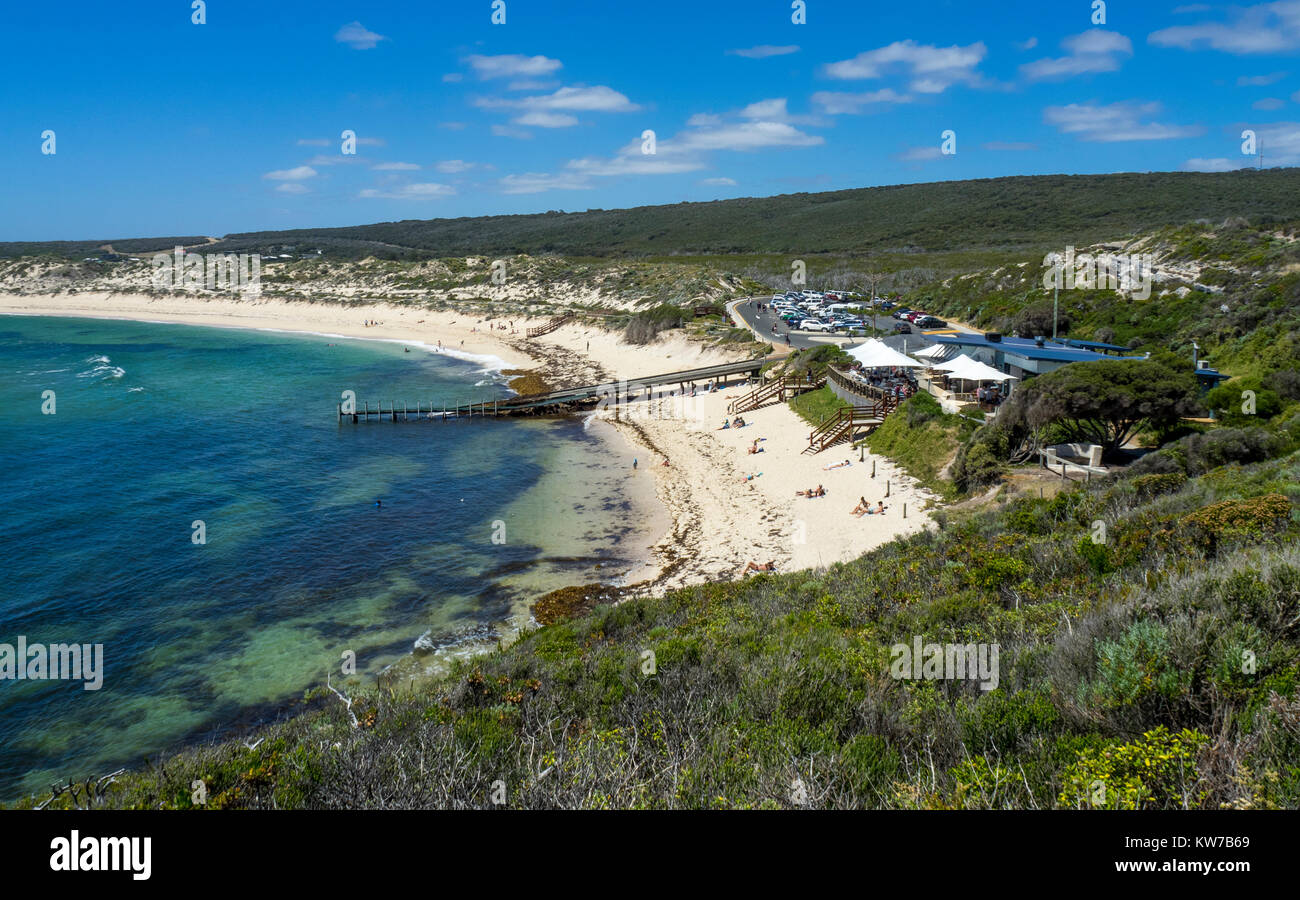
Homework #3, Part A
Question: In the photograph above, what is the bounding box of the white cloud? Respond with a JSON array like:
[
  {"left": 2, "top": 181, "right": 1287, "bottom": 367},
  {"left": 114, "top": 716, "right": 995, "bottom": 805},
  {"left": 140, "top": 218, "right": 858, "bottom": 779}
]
[
  {"left": 372, "top": 162, "right": 421, "bottom": 170},
  {"left": 296, "top": 138, "right": 329, "bottom": 147},
  {"left": 701, "top": 177, "right": 738, "bottom": 185},
  {"left": 304, "top": 154, "right": 364, "bottom": 167},
  {"left": 727, "top": 45, "right": 800, "bottom": 58},
  {"left": 740, "top": 98, "right": 790, "bottom": 120},
  {"left": 358, "top": 183, "right": 455, "bottom": 199},
  {"left": 983, "top": 141, "right": 1038, "bottom": 151},
  {"left": 1044, "top": 101, "right": 1204, "bottom": 142},
  {"left": 525, "top": 98, "right": 823, "bottom": 191},
  {"left": 1020, "top": 30, "right": 1133, "bottom": 80},
  {"left": 275, "top": 183, "right": 310, "bottom": 194},
  {"left": 674, "top": 120, "right": 824, "bottom": 152},
  {"left": 1252, "top": 120, "right": 1300, "bottom": 163},
  {"left": 1254, "top": 97, "right": 1286, "bottom": 110},
  {"left": 1238, "top": 71, "right": 1289, "bottom": 85},
  {"left": 498, "top": 172, "right": 592, "bottom": 194},
  {"left": 811, "top": 89, "right": 911, "bottom": 114},
  {"left": 467, "top": 54, "right": 563, "bottom": 79},
  {"left": 897, "top": 146, "right": 944, "bottom": 161},
  {"left": 1180, "top": 157, "right": 1250, "bottom": 171},
  {"left": 479, "top": 84, "right": 639, "bottom": 114},
  {"left": 822, "top": 40, "right": 988, "bottom": 93},
  {"left": 566, "top": 155, "right": 705, "bottom": 176},
  {"left": 335, "top": 22, "right": 386, "bottom": 50},
  {"left": 1150, "top": 1, "right": 1300, "bottom": 54},
  {"left": 436, "top": 160, "right": 476, "bottom": 173},
  {"left": 1016, "top": 37, "right": 1039, "bottom": 51},
  {"left": 507, "top": 80, "right": 561, "bottom": 91},
  {"left": 491, "top": 124, "right": 533, "bottom": 140},
  {"left": 264, "top": 166, "right": 318, "bottom": 181},
  {"left": 513, "top": 111, "right": 579, "bottom": 128}
]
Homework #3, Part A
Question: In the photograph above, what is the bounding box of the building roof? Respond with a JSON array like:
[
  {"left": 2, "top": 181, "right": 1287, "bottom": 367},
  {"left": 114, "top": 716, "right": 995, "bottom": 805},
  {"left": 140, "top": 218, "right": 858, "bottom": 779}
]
[
  {"left": 1059, "top": 338, "right": 1133, "bottom": 353},
  {"left": 927, "top": 333, "right": 1145, "bottom": 364},
  {"left": 1195, "top": 367, "right": 1231, "bottom": 382}
]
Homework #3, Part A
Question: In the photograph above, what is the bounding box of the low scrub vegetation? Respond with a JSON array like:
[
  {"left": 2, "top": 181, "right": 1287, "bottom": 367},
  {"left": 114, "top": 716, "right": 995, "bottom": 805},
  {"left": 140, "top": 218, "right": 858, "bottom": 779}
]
[{"left": 19, "top": 449, "right": 1295, "bottom": 810}]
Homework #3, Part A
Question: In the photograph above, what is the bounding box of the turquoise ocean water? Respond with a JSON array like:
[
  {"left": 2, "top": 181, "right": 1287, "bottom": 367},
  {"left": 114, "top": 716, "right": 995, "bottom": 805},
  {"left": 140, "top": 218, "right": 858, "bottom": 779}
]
[{"left": 0, "top": 315, "right": 659, "bottom": 798}]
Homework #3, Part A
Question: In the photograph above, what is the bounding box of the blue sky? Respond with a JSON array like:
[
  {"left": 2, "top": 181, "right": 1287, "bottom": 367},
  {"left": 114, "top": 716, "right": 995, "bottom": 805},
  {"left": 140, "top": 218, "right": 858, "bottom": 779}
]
[{"left": 5, "top": 0, "right": 1300, "bottom": 240}]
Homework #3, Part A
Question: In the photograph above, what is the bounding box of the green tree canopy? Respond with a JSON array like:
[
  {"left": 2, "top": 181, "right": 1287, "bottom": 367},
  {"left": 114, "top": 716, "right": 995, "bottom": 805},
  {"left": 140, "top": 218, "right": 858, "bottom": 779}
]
[{"left": 1022, "top": 358, "right": 1202, "bottom": 456}]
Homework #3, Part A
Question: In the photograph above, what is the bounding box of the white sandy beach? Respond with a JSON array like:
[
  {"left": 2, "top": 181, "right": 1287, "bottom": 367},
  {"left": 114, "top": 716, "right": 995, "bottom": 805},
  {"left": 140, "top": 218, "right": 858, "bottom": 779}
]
[{"left": 1, "top": 291, "right": 936, "bottom": 594}]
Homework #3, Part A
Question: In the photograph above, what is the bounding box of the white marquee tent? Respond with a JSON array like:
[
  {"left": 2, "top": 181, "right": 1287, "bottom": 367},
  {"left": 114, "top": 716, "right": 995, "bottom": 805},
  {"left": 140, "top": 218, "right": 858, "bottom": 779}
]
[
  {"left": 913, "top": 343, "right": 951, "bottom": 361},
  {"left": 846, "top": 339, "right": 926, "bottom": 369},
  {"left": 931, "top": 353, "right": 1018, "bottom": 383}
]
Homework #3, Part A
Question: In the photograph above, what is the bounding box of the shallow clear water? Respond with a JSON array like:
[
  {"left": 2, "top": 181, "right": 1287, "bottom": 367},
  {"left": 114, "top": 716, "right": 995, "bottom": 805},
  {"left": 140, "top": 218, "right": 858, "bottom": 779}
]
[{"left": 0, "top": 315, "right": 659, "bottom": 798}]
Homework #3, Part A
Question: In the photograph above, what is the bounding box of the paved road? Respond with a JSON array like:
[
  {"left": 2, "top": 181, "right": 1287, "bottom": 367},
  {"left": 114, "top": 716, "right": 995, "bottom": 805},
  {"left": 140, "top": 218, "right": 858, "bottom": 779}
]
[{"left": 729, "top": 297, "right": 966, "bottom": 355}]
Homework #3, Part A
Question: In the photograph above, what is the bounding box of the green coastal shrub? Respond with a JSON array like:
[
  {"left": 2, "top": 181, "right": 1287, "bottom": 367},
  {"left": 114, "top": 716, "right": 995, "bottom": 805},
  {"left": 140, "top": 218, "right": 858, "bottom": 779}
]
[
  {"left": 1079, "top": 620, "right": 1188, "bottom": 711},
  {"left": 1057, "top": 726, "right": 1209, "bottom": 809},
  {"left": 1130, "top": 471, "right": 1187, "bottom": 499}
]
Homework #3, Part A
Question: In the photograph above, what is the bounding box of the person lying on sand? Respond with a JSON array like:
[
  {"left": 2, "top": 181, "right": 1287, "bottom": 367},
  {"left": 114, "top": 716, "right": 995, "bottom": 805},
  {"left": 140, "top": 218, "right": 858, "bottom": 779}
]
[
  {"left": 733, "top": 417, "right": 747, "bottom": 427},
  {"left": 851, "top": 496, "right": 871, "bottom": 517},
  {"left": 747, "top": 439, "right": 764, "bottom": 455},
  {"left": 796, "top": 485, "right": 826, "bottom": 498},
  {"left": 718, "top": 420, "right": 731, "bottom": 430},
  {"left": 741, "top": 473, "right": 763, "bottom": 483},
  {"left": 824, "top": 459, "right": 852, "bottom": 470},
  {"left": 743, "top": 560, "right": 777, "bottom": 574}
]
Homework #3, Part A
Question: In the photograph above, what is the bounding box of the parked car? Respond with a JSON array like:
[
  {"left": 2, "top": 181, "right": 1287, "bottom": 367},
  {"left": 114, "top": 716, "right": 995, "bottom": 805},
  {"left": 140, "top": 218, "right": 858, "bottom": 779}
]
[
  {"left": 893, "top": 308, "right": 912, "bottom": 319},
  {"left": 892, "top": 321, "right": 913, "bottom": 334},
  {"left": 800, "top": 319, "right": 834, "bottom": 332},
  {"left": 914, "top": 315, "right": 947, "bottom": 328}
]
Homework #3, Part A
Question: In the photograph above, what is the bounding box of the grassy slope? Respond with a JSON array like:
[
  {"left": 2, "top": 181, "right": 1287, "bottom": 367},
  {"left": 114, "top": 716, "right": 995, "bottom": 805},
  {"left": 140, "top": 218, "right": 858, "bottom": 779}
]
[
  {"left": 865, "top": 393, "right": 977, "bottom": 500},
  {"left": 15, "top": 450, "right": 1298, "bottom": 810}
]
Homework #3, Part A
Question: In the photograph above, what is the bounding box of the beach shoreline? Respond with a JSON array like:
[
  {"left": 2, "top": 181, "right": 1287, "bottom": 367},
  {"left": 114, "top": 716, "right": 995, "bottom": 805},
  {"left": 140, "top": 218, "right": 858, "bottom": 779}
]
[{"left": 1, "top": 291, "right": 938, "bottom": 601}]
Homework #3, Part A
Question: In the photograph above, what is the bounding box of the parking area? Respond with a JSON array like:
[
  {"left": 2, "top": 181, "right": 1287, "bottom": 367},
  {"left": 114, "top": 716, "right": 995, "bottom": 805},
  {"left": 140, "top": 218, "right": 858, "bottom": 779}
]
[{"left": 734, "top": 290, "right": 965, "bottom": 351}]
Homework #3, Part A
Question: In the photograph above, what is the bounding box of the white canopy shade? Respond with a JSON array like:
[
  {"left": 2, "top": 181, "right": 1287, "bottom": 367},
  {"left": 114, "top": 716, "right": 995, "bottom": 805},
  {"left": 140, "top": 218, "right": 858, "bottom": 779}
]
[
  {"left": 846, "top": 339, "right": 926, "bottom": 369},
  {"left": 913, "top": 343, "right": 950, "bottom": 361},
  {"left": 930, "top": 353, "right": 1018, "bottom": 382}
]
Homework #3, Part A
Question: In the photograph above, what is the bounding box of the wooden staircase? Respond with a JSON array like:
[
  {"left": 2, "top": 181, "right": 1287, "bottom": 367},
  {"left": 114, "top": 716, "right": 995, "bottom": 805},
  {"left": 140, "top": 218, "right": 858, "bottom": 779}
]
[
  {"left": 727, "top": 374, "right": 823, "bottom": 415},
  {"left": 805, "top": 402, "right": 889, "bottom": 453},
  {"left": 526, "top": 312, "right": 575, "bottom": 339}
]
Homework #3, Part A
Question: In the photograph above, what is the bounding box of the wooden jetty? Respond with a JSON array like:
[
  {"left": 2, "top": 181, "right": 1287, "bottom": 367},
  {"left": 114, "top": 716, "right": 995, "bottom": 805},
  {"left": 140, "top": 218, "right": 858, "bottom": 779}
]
[{"left": 339, "top": 357, "right": 770, "bottom": 423}]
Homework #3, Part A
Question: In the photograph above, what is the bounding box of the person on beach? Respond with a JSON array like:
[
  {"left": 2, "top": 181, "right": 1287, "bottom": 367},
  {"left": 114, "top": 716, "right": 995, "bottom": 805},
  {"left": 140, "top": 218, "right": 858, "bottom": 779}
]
[
  {"left": 824, "top": 459, "right": 851, "bottom": 470},
  {"left": 851, "top": 496, "right": 871, "bottom": 516},
  {"left": 633, "top": 457, "right": 638, "bottom": 471},
  {"left": 718, "top": 419, "right": 731, "bottom": 430},
  {"left": 743, "top": 560, "right": 777, "bottom": 574}
]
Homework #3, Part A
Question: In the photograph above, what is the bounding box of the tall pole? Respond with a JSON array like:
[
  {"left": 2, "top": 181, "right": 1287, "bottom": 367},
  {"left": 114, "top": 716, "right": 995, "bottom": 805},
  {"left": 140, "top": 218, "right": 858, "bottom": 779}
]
[{"left": 1052, "top": 284, "right": 1059, "bottom": 341}]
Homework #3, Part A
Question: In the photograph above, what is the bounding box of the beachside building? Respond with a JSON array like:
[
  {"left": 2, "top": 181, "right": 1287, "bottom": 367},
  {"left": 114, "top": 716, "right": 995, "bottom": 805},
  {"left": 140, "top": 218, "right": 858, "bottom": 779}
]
[{"left": 916, "top": 332, "right": 1146, "bottom": 380}]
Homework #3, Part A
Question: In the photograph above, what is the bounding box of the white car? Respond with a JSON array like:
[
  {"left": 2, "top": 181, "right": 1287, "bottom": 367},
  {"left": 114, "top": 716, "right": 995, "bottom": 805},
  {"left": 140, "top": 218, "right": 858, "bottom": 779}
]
[{"left": 800, "top": 319, "right": 833, "bottom": 332}]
